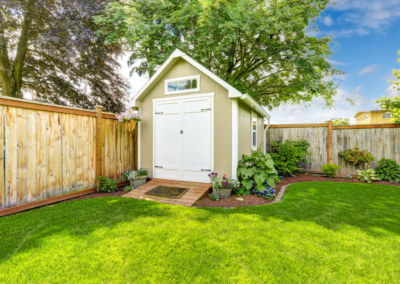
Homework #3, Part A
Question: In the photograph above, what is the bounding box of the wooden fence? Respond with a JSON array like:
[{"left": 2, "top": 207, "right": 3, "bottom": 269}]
[
  {"left": 266, "top": 123, "right": 400, "bottom": 175},
  {"left": 0, "top": 97, "right": 137, "bottom": 216}
]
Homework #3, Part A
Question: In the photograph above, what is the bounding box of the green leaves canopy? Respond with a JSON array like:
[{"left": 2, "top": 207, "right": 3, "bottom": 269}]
[{"left": 95, "top": 0, "right": 342, "bottom": 108}]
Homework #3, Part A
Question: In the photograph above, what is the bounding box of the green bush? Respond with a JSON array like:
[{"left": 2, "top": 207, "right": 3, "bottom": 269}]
[
  {"left": 374, "top": 158, "right": 400, "bottom": 183},
  {"left": 339, "top": 148, "right": 374, "bottom": 166},
  {"left": 96, "top": 176, "right": 118, "bottom": 193},
  {"left": 321, "top": 164, "right": 341, "bottom": 178},
  {"left": 270, "top": 139, "right": 311, "bottom": 176},
  {"left": 236, "top": 150, "right": 278, "bottom": 196},
  {"left": 356, "top": 168, "right": 380, "bottom": 183}
]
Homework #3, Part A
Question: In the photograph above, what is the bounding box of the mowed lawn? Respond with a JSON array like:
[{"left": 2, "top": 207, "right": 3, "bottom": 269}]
[{"left": 1, "top": 182, "right": 400, "bottom": 283}]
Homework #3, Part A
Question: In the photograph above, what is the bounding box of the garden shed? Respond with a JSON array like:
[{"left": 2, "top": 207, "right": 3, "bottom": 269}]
[{"left": 130, "top": 49, "right": 271, "bottom": 183}]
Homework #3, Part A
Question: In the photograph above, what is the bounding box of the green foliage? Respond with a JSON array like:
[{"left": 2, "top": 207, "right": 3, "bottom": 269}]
[
  {"left": 274, "top": 175, "right": 284, "bottom": 185},
  {"left": 375, "top": 50, "right": 400, "bottom": 123},
  {"left": 95, "top": 0, "right": 342, "bottom": 108},
  {"left": 356, "top": 169, "right": 380, "bottom": 183},
  {"left": 122, "top": 168, "right": 132, "bottom": 181},
  {"left": 236, "top": 150, "right": 278, "bottom": 196},
  {"left": 123, "top": 186, "right": 132, "bottom": 192},
  {"left": 96, "top": 176, "right": 118, "bottom": 193},
  {"left": 321, "top": 164, "right": 341, "bottom": 178},
  {"left": 270, "top": 140, "right": 311, "bottom": 176},
  {"left": 374, "top": 158, "right": 400, "bottom": 183},
  {"left": 326, "top": 118, "right": 350, "bottom": 126},
  {"left": 339, "top": 148, "right": 375, "bottom": 165},
  {"left": 208, "top": 193, "right": 219, "bottom": 201}
]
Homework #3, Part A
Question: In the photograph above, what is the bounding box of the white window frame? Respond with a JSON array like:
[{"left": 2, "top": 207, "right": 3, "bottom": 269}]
[
  {"left": 357, "top": 117, "right": 359, "bottom": 123},
  {"left": 251, "top": 111, "right": 257, "bottom": 151},
  {"left": 383, "top": 112, "right": 392, "bottom": 119},
  {"left": 164, "top": 75, "right": 200, "bottom": 95},
  {"left": 365, "top": 114, "right": 369, "bottom": 120}
]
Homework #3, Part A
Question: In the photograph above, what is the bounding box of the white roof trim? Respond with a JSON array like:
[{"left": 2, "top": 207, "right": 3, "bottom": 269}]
[
  {"left": 130, "top": 48, "right": 270, "bottom": 118},
  {"left": 239, "top": 94, "right": 271, "bottom": 118},
  {"left": 131, "top": 48, "right": 241, "bottom": 105}
]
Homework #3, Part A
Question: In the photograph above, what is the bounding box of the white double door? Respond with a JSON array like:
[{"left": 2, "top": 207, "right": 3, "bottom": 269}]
[{"left": 154, "top": 95, "right": 213, "bottom": 183}]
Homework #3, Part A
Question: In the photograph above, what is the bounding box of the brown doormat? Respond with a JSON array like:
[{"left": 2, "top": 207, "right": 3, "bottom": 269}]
[{"left": 146, "top": 185, "right": 189, "bottom": 199}]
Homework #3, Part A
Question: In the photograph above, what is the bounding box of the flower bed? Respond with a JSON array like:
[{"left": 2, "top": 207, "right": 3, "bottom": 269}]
[{"left": 194, "top": 173, "right": 400, "bottom": 208}]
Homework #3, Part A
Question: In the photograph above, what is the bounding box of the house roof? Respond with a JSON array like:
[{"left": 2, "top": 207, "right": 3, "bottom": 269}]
[
  {"left": 354, "top": 110, "right": 388, "bottom": 118},
  {"left": 130, "top": 49, "right": 270, "bottom": 118}
]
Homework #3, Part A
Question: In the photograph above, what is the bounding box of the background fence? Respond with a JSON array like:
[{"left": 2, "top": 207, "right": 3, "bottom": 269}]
[
  {"left": 266, "top": 123, "right": 400, "bottom": 175},
  {"left": 0, "top": 97, "right": 137, "bottom": 216}
]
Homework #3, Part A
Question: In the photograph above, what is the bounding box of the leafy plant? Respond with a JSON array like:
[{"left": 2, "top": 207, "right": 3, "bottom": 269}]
[
  {"left": 122, "top": 168, "right": 132, "bottom": 181},
  {"left": 127, "top": 168, "right": 150, "bottom": 180},
  {"left": 339, "top": 148, "right": 375, "bottom": 166},
  {"left": 343, "top": 174, "right": 353, "bottom": 179},
  {"left": 209, "top": 173, "right": 239, "bottom": 190},
  {"left": 274, "top": 175, "right": 284, "bottom": 185},
  {"left": 270, "top": 140, "right": 311, "bottom": 176},
  {"left": 208, "top": 193, "right": 219, "bottom": 201},
  {"left": 236, "top": 150, "right": 278, "bottom": 196},
  {"left": 374, "top": 158, "right": 400, "bottom": 183},
  {"left": 356, "top": 169, "right": 380, "bottom": 183},
  {"left": 96, "top": 176, "right": 118, "bottom": 193},
  {"left": 123, "top": 186, "right": 132, "bottom": 192},
  {"left": 321, "top": 164, "right": 341, "bottom": 178},
  {"left": 313, "top": 174, "right": 319, "bottom": 178}
]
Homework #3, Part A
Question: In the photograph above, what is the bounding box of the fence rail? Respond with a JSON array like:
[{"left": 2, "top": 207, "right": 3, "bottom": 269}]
[
  {"left": 0, "top": 97, "right": 136, "bottom": 216},
  {"left": 266, "top": 123, "right": 400, "bottom": 175}
]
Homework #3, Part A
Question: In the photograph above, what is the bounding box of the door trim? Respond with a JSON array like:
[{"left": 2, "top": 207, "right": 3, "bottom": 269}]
[{"left": 152, "top": 93, "right": 214, "bottom": 182}]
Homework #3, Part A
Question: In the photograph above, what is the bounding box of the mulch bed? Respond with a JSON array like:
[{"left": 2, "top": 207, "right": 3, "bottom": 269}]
[
  {"left": 62, "top": 174, "right": 400, "bottom": 208},
  {"left": 193, "top": 174, "right": 400, "bottom": 208}
]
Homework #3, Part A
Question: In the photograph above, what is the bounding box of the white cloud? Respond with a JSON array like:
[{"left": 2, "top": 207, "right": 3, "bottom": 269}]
[
  {"left": 328, "top": 0, "right": 400, "bottom": 34},
  {"left": 321, "top": 15, "right": 334, "bottom": 26},
  {"left": 357, "top": 64, "right": 379, "bottom": 75},
  {"left": 384, "top": 84, "right": 399, "bottom": 98},
  {"left": 269, "top": 86, "right": 375, "bottom": 124},
  {"left": 327, "top": 59, "right": 346, "bottom": 66}
]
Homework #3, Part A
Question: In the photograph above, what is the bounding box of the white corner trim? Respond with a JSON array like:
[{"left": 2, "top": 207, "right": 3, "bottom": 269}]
[
  {"left": 263, "top": 117, "right": 270, "bottom": 154},
  {"left": 232, "top": 99, "right": 239, "bottom": 178},
  {"left": 137, "top": 107, "right": 142, "bottom": 170},
  {"left": 164, "top": 75, "right": 201, "bottom": 95}
]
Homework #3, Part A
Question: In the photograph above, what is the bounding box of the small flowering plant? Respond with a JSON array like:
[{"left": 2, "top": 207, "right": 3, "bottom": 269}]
[
  {"left": 115, "top": 109, "right": 142, "bottom": 122},
  {"left": 127, "top": 168, "right": 150, "bottom": 180},
  {"left": 209, "top": 192, "right": 219, "bottom": 201},
  {"left": 343, "top": 174, "right": 353, "bottom": 179},
  {"left": 122, "top": 168, "right": 132, "bottom": 181},
  {"left": 208, "top": 173, "right": 239, "bottom": 190},
  {"left": 252, "top": 186, "right": 277, "bottom": 200}
]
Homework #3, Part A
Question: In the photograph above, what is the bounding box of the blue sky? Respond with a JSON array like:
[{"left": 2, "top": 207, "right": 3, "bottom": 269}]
[{"left": 123, "top": 0, "right": 400, "bottom": 124}]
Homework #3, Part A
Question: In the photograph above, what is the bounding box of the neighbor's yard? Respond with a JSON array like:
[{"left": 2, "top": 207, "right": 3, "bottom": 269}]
[{"left": 0, "top": 182, "right": 399, "bottom": 283}]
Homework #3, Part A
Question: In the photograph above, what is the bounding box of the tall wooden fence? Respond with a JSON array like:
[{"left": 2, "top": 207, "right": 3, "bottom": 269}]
[
  {"left": 0, "top": 97, "right": 137, "bottom": 216},
  {"left": 266, "top": 123, "right": 400, "bottom": 175}
]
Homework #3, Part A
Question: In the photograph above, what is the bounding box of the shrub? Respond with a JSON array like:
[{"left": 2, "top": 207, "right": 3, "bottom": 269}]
[
  {"left": 236, "top": 150, "right": 278, "bottom": 196},
  {"left": 356, "top": 169, "right": 380, "bottom": 183},
  {"left": 339, "top": 148, "right": 374, "bottom": 166},
  {"left": 321, "top": 164, "right": 341, "bottom": 178},
  {"left": 270, "top": 139, "right": 311, "bottom": 176},
  {"left": 274, "top": 175, "right": 284, "bottom": 185},
  {"left": 96, "top": 176, "right": 118, "bottom": 193},
  {"left": 374, "top": 158, "right": 400, "bottom": 183},
  {"left": 123, "top": 186, "right": 132, "bottom": 192}
]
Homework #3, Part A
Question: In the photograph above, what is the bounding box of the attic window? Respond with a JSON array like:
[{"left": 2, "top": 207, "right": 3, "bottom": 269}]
[
  {"left": 383, "top": 112, "right": 392, "bottom": 118},
  {"left": 165, "top": 75, "right": 200, "bottom": 95}
]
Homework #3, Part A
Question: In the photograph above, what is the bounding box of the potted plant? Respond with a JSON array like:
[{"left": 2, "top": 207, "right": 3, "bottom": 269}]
[
  {"left": 208, "top": 172, "right": 239, "bottom": 199},
  {"left": 128, "top": 168, "right": 150, "bottom": 189},
  {"left": 115, "top": 109, "right": 142, "bottom": 132}
]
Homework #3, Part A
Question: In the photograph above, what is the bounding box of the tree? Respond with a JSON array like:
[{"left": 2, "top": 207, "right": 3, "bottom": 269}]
[
  {"left": 326, "top": 118, "right": 350, "bottom": 126},
  {"left": 95, "top": 0, "right": 342, "bottom": 109},
  {"left": 376, "top": 50, "right": 400, "bottom": 124},
  {"left": 0, "top": 0, "right": 129, "bottom": 112}
]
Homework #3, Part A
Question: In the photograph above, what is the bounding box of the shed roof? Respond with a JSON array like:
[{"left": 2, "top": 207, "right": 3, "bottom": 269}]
[{"left": 130, "top": 49, "right": 270, "bottom": 118}]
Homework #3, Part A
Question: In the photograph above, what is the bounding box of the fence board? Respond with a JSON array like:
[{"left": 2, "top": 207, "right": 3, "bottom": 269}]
[
  {"left": 83, "top": 116, "right": 89, "bottom": 189},
  {"left": 69, "top": 115, "right": 77, "bottom": 192},
  {"left": 16, "top": 108, "right": 27, "bottom": 205},
  {"left": 54, "top": 113, "right": 62, "bottom": 196},
  {"left": 89, "top": 117, "right": 96, "bottom": 187},
  {"left": 5, "top": 107, "right": 17, "bottom": 208},
  {"left": 61, "top": 114, "right": 70, "bottom": 194},
  {"left": 37, "top": 111, "right": 47, "bottom": 200},
  {"left": 26, "top": 110, "right": 37, "bottom": 203}
]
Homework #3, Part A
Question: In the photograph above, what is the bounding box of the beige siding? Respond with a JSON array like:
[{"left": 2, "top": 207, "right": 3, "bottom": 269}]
[{"left": 138, "top": 58, "right": 232, "bottom": 177}]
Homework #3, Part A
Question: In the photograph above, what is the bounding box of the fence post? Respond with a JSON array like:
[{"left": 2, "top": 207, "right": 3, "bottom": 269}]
[
  {"left": 95, "top": 105, "right": 103, "bottom": 179},
  {"left": 328, "top": 121, "right": 332, "bottom": 164}
]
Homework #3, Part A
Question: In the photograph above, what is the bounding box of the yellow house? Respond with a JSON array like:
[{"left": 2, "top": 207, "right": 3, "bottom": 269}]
[{"left": 354, "top": 110, "right": 393, "bottom": 124}]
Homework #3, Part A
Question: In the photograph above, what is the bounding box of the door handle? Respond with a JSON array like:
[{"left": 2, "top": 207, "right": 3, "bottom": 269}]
[
  {"left": 201, "top": 169, "right": 211, "bottom": 171},
  {"left": 180, "top": 130, "right": 183, "bottom": 134}
]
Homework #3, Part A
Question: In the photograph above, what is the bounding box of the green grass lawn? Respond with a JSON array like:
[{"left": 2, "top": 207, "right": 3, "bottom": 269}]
[{"left": 1, "top": 182, "right": 400, "bottom": 283}]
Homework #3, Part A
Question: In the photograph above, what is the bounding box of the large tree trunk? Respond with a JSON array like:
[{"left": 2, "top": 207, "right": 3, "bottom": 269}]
[{"left": 0, "top": 0, "right": 35, "bottom": 98}]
